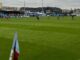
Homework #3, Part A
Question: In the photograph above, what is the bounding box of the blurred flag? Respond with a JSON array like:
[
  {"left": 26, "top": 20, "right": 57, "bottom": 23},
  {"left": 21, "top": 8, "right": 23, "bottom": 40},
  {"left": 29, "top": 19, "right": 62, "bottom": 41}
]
[{"left": 9, "top": 32, "right": 20, "bottom": 60}]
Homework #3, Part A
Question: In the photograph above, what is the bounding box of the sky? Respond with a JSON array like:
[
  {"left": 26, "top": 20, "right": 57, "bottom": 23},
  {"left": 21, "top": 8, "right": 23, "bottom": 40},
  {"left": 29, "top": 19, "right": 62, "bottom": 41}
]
[{"left": 1, "top": 0, "right": 80, "bottom": 9}]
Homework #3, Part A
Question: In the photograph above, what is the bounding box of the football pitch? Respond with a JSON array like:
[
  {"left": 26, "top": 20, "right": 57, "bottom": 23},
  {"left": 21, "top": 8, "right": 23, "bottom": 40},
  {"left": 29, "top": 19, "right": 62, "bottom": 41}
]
[{"left": 0, "top": 16, "right": 80, "bottom": 60}]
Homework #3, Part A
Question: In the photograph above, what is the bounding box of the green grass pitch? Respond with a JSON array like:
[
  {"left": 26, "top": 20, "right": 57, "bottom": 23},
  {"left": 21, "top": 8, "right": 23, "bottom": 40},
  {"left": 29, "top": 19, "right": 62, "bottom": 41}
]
[{"left": 0, "top": 16, "right": 80, "bottom": 60}]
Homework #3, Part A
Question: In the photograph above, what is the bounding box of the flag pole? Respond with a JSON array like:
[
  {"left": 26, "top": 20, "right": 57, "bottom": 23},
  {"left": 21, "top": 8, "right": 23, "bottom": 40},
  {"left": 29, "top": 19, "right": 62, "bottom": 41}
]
[
  {"left": 24, "top": 0, "right": 25, "bottom": 10},
  {"left": 9, "top": 49, "right": 13, "bottom": 60},
  {"left": 42, "top": 0, "right": 44, "bottom": 14},
  {"left": 9, "top": 32, "right": 20, "bottom": 60},
  {"left": 24, "top": 0, "right": 26, "bottom": 14},
  {"left": 0, "top": 0, "right": 2, "bottom": 9}
]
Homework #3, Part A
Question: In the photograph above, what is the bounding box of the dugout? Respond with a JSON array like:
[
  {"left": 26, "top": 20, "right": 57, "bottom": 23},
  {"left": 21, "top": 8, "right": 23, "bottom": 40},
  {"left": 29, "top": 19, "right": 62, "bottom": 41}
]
[{"left": 0, "top": 10, "right": 24, "bottom": 17}]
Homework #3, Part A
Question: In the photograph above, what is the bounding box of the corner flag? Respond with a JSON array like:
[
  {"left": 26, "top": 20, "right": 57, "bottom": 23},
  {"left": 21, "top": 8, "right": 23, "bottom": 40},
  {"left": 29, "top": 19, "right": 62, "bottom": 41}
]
[{"left": 9, "top": 32, "right": 20, "bottom": 60}]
